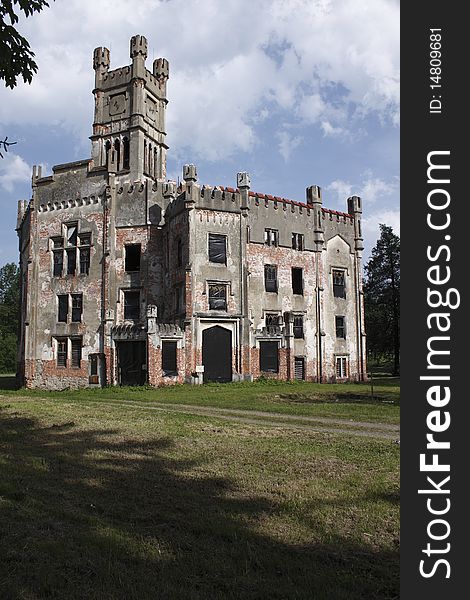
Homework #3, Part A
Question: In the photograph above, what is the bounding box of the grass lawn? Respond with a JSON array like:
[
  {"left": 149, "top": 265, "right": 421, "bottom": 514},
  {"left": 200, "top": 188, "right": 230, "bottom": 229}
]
[
  {"left": 1, "top": 375, "right": 400, "bottom": 425},
  {"left": 0, "top": 393, "right": 399, "bottom": 600}
]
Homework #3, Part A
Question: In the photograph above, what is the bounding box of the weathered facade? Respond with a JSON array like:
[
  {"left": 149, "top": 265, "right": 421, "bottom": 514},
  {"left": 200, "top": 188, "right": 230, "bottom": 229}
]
[{"left": 16, "top": 35, "right": 366, "bottom": 390}]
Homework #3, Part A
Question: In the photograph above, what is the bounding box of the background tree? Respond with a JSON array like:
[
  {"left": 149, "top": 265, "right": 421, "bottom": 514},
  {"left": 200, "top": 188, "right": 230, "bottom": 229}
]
[
  {"left": 363, "top": 224, "right": 400, "bottom": 375},
  {"left": 0, "top": 262, "right": 20, "bottom": 373},
  {"left": 1, "top": 0, "right": 52, "bottom": 88}
]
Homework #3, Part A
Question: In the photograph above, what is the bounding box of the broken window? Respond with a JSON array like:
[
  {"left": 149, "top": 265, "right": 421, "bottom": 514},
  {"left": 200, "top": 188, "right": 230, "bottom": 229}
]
[
  {"left": 292, "top": 233, "right": 304, "bottom": 251},
  {"left": 335, "top": 316, "right": 346, "bottom": 339},
  {"left": 336, "top": 356, "right": 348, "bottom": 378},
  {"left": 57, "top": 339, "right": 67, "bottom": 367},
  {"left": 125, "top": 244, "right": 141, "bottom": 272},
  {"left": 124, "top": 291, "right": 140, "bottom": 320},
  {"left": 71, "top": 294, "right": 83, "bottom": 323},
  {"left": 264, "top": 228, "right": 279, "bottom": 246},
  {"left": 58, "top": 295, "right": 68, "bottom": 322},
  {"left": 53, "top": 239, "right": 64, "bottom": 277},
  {"left": 259, "top": 341, "right": 279, "bottom": 373},
  {"left": 293, "top": 315, "right": 304, "bottom": 339},
  {"left": 79, "top": 234, "right": 91, "bottom": 275},
  {"left": 66, "top": 224, "right": 78, "bottom": 247},
  {"left": 162, "top": 341, "right": 178, "bottom": 376},
  {"left": 264, "top": 265, "right": 277, "bottom": 292},
  {"left": 208, "top": 234, "right": 226, "bottom": 264},
  {"left": 292, "top": 267, "right": 303, "bottom": 295},
  {"left": 66, "top": 249, "right": 76, "bottom": 275},
  {"left": 333, "top": 269, "right": 346, "bottom": 299},
  {"left": 208, "top": 284, "right": 227, "bottom": 310},
  {"left": 71, "top": 338, "right": 82, "bottom": 368},
  {"left": 265, "top": 313, "right": 279, "bottom": 329}
]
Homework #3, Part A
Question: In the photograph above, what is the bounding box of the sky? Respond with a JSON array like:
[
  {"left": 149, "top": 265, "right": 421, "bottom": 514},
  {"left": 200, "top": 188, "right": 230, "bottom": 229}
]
[{"left": 0, "top": 0, "right": 399, "bottom": 266}]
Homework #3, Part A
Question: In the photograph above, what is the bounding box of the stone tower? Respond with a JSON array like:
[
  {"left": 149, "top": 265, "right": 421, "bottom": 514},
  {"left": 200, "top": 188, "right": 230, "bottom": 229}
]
[{"left": 91, "top": 34, "right": 169, "bottom": 180}]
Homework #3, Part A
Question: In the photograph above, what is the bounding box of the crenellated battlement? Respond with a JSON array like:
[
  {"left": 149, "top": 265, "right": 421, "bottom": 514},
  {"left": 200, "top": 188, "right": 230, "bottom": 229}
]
[
  {"left": 100, "top": 66, "right": 132, "bottom": 89},
  {"left": 37, "top": 194, "right": 104, "bottom": 213}
]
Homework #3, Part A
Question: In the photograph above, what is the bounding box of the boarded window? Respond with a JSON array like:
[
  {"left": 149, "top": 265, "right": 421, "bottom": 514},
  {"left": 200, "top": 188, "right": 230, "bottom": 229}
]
[
  {"left": 71, "top": 338, "right": 82, "bottom": 368},
  {"left": 57, "top": 339, "right": 67, "bottom": 367},
  {"left": 293, "top": 315, "right": 304, "bottom": 339},
  {"left": 259, "top": 341, "right": 279, "bottom": 373},
  {"left": 294, "top": 357, "right": 305, "bottom": 380},
  {"left": 292, "top": 268, "right": 303, "bottom": 295},
  {"left": 89, "top": 354, "right": 98, "bottom": 376},
  {"left": 162, "top": 341, "right": 178, "bottom": 376},
  {"left": 335, "top": 316, "right": 346, "bottom": 339},
  {"left": 208, "top": 284, "right": 227, "bottom": 310},
  {"left": 208, "top": 234, "right": 226, "bottom": 264},
  {"left": 264, "top": 265, "right": 277, "bottom": 292},
  {"left": 71, "top": 294, "right": 83, "bottom": 322},
  {"left": 333, "top": 270, "right": 346, "bottom": 299},
  {"left": 264, "top": 229, "right": 279, "bottom": 246},
  {"left": 66, "top": 248, "right": 76, "bottom": 275},
  {"left": 124, "top": 291, "right": 140, "bottom": 320},
  {"left": 125, "top": 244, "right": 141, "bottom": 272},
  {"left": 58, "top": 295, "right": 68, "bottom": 322},
  {"left": 336, "top": 356, "right": 348, "bottom": 378},
  {"left": 292, "top": 233, "right": 304, "bottom": 251}
]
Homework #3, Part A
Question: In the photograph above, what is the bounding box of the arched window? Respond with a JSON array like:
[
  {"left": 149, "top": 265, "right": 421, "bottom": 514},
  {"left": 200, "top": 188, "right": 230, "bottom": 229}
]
[
  {"left": 114, "top": 139, "right": 121, "bottom": 171},
  {"left": 123, "top": 137, "right": 130, "bottom": 170},
  {"left": 105, "top": 140, "right": 111, "bottom": 168}
]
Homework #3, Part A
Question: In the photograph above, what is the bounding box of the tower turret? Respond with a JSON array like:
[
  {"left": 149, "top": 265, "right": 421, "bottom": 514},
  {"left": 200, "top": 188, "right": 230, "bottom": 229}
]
[{"left": 90, "top": 35, "right": 169, "bottom": 181}]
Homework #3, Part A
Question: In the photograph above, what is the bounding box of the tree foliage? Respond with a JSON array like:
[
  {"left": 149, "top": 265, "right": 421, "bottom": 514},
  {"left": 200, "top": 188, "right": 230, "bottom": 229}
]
[
  {"left": 364, "top": 224, "right": 400, "bottom": 375},
  {"left": 0, "top": 0, "right": 52, "bottom": 89},
  {"left": 0, "top": 262, "right": 20, "bottom": 373}
]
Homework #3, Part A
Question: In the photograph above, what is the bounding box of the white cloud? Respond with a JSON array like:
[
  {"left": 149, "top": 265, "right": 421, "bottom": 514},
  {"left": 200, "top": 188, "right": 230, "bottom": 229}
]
[
  {"left": 326, "top": 173, "right": 398, "bottom": 206},
  {"left": 277, "top": 131, "right": 303, "bottom": 162},
  {"left": 0, "top": 0, "right": 399, "bottom": 160},
  {"left": 0, "top": 153, "right": 31, "bottom": 193}
]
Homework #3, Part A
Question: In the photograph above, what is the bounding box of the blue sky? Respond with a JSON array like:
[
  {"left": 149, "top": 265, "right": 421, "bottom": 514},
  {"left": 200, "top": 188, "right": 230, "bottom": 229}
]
[{"left": 0, "top": 0, "right": 399, "bottom": 266}]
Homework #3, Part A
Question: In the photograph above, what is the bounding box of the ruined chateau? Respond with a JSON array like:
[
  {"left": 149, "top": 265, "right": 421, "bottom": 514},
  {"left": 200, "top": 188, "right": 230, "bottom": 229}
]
[{"left": 16, "top": 35, "right": 366, "bottom": 389}]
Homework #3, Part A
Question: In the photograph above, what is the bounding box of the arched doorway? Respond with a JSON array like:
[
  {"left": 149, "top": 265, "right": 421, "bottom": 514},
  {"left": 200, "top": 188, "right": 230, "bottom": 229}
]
[{"left": 202, "top": 326, "right": 232, "bottom": 383}]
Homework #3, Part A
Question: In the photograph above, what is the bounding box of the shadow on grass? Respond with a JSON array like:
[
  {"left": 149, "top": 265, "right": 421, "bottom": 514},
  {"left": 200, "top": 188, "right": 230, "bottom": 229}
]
[
  {"left": 0, "top": 375, "right": 18, "bottom": 391},
  {"left": 0, "top": 408, "right": 399, "bottom": 600}
]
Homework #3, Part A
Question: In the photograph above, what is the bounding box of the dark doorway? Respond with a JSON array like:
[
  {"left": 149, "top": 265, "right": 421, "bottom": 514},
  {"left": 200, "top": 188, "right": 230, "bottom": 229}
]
[
  {"left": 116, "top": 341, "right": 147, "bottom": 386},
  {"left": 202, "top": 326, "right": 232, "bottom": 383}
]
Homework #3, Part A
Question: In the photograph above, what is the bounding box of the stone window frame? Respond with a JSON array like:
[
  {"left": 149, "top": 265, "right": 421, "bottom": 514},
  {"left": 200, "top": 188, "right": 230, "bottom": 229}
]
[
  {"left": 208, "top": 233, "right": 227, "bottom": 265},
  {"left": 264, "top": 264, "right": 278, "bottom": 293},
  {"left": 121, "top": 288, "right": 141, "bottom": 321},
  {"left": 50, "top": 223, "right": 92, "bottom": 278},
  {"left": 207, "top": 281, "right": 228, "bottom": 311},
  {"left": 335, "top": 355, "right": 348, "bottom": 379},
  {"left": 292, "top": 232, "right": 304, "bottom": 251},
  {"left": 335, "top": 315, "right": 346, "bottom": 339},
  {"left": 161, "top": 340, "right": 178, "bottom": 377},
  {"left": 259, "top": 340, "right": 279, "bottom": 373},
  {"left": 291, "top": 267, "right": 304, "bottom": 295},
  {"left": 293, "top": 314, "right": 304, "bottom": 339},
  {"left": 54, "top": 336, "right": 83, "bottom": 369},
  {"left": 264, "top": 228, "right": 279, "bottom": 247},
  {"left": 332, "top": 268, "right": 347, "bottom": 299}
]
